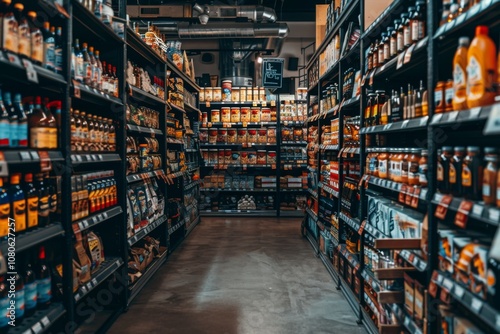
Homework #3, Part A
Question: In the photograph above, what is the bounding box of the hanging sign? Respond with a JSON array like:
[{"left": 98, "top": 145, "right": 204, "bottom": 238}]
[{"left": 262, "top": 58, "right": 284, "bottom": 88}]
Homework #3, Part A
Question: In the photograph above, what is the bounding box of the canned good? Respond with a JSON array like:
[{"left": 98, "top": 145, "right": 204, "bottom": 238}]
[
  {"left": 240, "top": 151, "right": 249, "bottom": 164},
  {"left": 257, "top": 129, "right": 267, "bottom": 143},
  {"left": 227, "top": 129, "right": 237, "bottom": 143},
  {"left": 248, "top": 129, "right": 257, "bottom": 143},
  {"left": 202, "top": 150, "right": 208, "bottom": 162},
  {"left": 221, "top": 107, "right": 231, "bottom": 123},
  {"left": 218, "top": 129, "right": 227, "bottom": 143},
  {"left": 267, "top": 151, "right": 277, "bottom": 164},
  {"left": 204, "top": 87, "right": 213, "bottom": 102},
  {"left": 248, "top": 151, "right": 257, "bottom": 164},
  {"left": 240, "top": 107, "right": 251, "bottom": 123},
  {"left": 231, "top": 87, "right": 240, "bottom": 102},
  {"left": 208, "top": 149, "right": 218, "bottom": 165},
  {"left": 231, "top": 107, "right": 240, "bottom": 123},
  {"left": 218, "top": 150, "right": 225, "bottom": 165},
  {"left": 268, "top": 127, "right": 276, "bottom": 143},
  {"left": 208, "top": 128, "right": 217, "bottom": 143},
  {"left": 257, "top": 150, "right": 267, "bottom": 164},
  {"left": 199, "top": 88, "right": 205, "bottom": 102},
  {"left": 237, "top": 129, "right": 247, "bottom": 143},
  {"left": 222, "top": 80, "right": 232, "bottom": 101},
  {"left": 213, "top": 87, "right": 222, "bottom": 102},
  {"left": 225, "top": 149, "right": 232, "bottom": 165},
  {"left": 261, "top": 108, "right": 271, "bottom": 122},
  {"left": 251, "top": 108, "right": 261, "bottom": 122},
  {"left": 211, "top": 110, "right": 220, "bottom": 123},
  {"left": 202, "top": 112, "right": 208, "bottom": 124},
  {"left": 199, "top": 129, "right": 208, "bottom": 142}
]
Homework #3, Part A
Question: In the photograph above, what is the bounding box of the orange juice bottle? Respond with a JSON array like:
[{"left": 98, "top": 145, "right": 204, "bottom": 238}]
[
  {"left": 452, "top": 37, "right": 470, "bottom": 110},
  {"left": 467, "top": 25, "right": 497, "bottom": 108}
]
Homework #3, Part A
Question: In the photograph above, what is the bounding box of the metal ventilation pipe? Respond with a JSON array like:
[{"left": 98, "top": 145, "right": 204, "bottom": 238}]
[
  {"left": 236, "top": 5, "right": 277, "bottom": 22},
  {"left": 175, "top": 22, "right": 288, "bottom": 39}
]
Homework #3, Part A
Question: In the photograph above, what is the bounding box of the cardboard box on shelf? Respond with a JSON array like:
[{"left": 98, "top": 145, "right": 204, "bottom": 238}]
[{"left": 364, "top": 0, "right": 393, "bottom": 31}]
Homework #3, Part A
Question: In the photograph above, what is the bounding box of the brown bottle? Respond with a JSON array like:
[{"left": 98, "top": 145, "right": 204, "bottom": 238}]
[
  {"left": 437, "top": 147, "right": 453, "bottom": 194},
  {"left": 80, "top": 111, "right": 89, "bottom": 152},
  {"left": 450, "top": 146, "right": 465, "bottom": 197},
  {"left": 462, "top": 146, "right": 482, "bottom": 200}
]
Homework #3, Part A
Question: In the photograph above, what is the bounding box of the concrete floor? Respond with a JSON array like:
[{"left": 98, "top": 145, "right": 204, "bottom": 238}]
[{"left": 109, "top": 217, "right": 367, "bottom": 334}]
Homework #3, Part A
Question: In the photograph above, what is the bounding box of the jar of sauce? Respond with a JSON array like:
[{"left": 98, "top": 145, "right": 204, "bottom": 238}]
[
  {"left": 217, "top": 129, "right": 227, "bottom": 143},
  {"left": 202, "top": 112, "right": 208, "bottom": 124},
  {"left": 408, "top": 148, "right": 421, "bottom": 186},
  {"left": 237, "top": 129, "right": 247, "bottom": 143},
  {"left": 450, "top": 146, "right": 466, "bottom": 196},
  {"left": 257, "top": 129, "right": 268, "bottom": 143},
  {"left": 231, "top": 87, "right": 240, "bottom": 102},
  {"left": 231, "top": 107, "right": 240, "bottom": 123},
  {"left": 221, "top": 107, "right": 231, "bottom": 123},
  {"left": 248, "top": 129, "right": 257, "bottom": 143},
  {"left": 218, "top": 150, "right": 225, "bottom": 165},
  {"left": 208, "top": 128, "right": 217, "bottom": 144},
  {"left": 240, "top": 87, "right": 247, "bottom": 102},
  {"left": 437, "top": 147, "right": 453, "bottom": 193},
  {"left": 261, "top": 108, "right": 271, "bottom": 122},
  {"left": 224, "top": 149, "right": 232, "bottom": 165},
  {"left": 483, "top": 147, "right": 498, "bottom": 205},
  {"left": 248, "top": 151, "right": 257, "bottom": 165},
  {"left": 227, "top": 129, "right": 237, "bottom": 143},
  {"left": 379, "top": 150, "right": 389, "bottom": 179},
  {"left": 267, "top": 151, "right": 277, "bottom": 164},
  {"left": 372, "top": 149, "right": 379, "bottom": 177},
  {"left": 211, "top": 109, "right": 220, "bottom": 123},
  {"left": 240, "top": 151, "right": 249, "bottom": 164},
  {"left": 251, "top": 108, "right": 261, "bottom": 122},
  {"left": 434, "top": 82, "right": 445, "bottom": 113},
  {"left": 240, "top": 107, "right": 251, "bottom": 123},
  {"left": 257, "top": 150, "right": 267, "bottom": 164},
  {"left": 401, "top": 149, "right": 410, "bottom": 184},
  {"left": 365, "top": 93, "right": 376, "bottom": 127},
  {"left": 462, "top": 146, "right": 482, "bottom": 200},
  {"left": 419, "top": 149, "right": 428, "bottom": 187},
  {"left": 393, "top": 149, "right": 404, "bottom": 183},
  {"left": 204, "top": 87, "right": 213, "bottom": 102}
]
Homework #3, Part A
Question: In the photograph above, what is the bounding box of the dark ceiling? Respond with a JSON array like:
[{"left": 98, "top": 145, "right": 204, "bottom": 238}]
[{"left": 127, "top": 0, "right": 326, "bottom": 21}]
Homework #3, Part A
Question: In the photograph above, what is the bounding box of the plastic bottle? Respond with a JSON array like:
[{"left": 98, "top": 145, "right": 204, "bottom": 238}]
[
  {"left": 467, "top": 26, "right": 497, "bottom": 108},
  {"left": 452, "top": 37, "right": 470, "bottom": 110}
]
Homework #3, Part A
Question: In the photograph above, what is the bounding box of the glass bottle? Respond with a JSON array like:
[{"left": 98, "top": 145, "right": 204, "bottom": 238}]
[
  {"left": 414, "top": 80, "right": 424, "bottom": 118},
  {"left": 365, "top": 93, "right": 376, "bottom": 127},
  {"left": 397, "top": 15, "right": 406, "bottom": 53},
  {"left": 414, "top": 1, "right": 426, "bottom": 41},
  {"left": 87, "top": 114, "right": 95, "bottom": 151},
  {"left": 384, "top": 28, "right": 391, "bottom": 62},
  {"left": 13, "top": 93, "right": 27, "bottom": 147},
  {"left": 88, "top": 46, "right": 97, "bottom": 88},
  {"left": 35, "top": 173, "right": 49, "bottom": 227},
  {"left": 390, "top": 22, "right": 398, "bottom": 58},
  {"left": 4, "top": 91, "right": 18, "bottom": 147},
  {"left": 54, "top": 27, "right": 63, "bottom": 74},
  {"left": 450, "top": 146, "right": 465, "bottom": 197},
  {"left": 42, "top": 22, "right": 55, "bottom": 71},
  {"left": 102, "top": 117, "right": 109, "bottom": 151},
  {"left": 9, "top": 173, "right": 26, "bottom": 232},
  {"left": 24, "top": 254, "right": 37, "bottom": 317},
  {"left": 82, "top": 42, "right": 91, "bottom": 86},
  {"left": 403, "top": 8, "right": 414, "bottom": 48},
  {"left": 108, "top": 118, "right": 115, "bottom": 151},
  {"left": 97, "top": 116, "right": 105, "bottom": 150},
  {"left": 483, "top": 147, "right": 497, "bottom": 205},
  {"left": 1, "top": 0, "right": 17, "bottom": 54},
  {"left": 28, "top": 96, "right": 50, "bottom": 149},
  {"left": 373, "top": 40, "right": 379, "bottom": 68},
  {"left": 74, "top": 39, "right": 84, "bottom": 82},
  {"left": 27, "top": 11, "right": 43, "bottom": 65},
  {"left": 80, "top": 111, "right": 89, "bottom": 152},
  {"left": 70, "top": 109, "right": 77, "bottom": 151},
  {"left": 0, "top": 90, "right": 9, "bottom": 147},
  {"left": 101, "top": 61, "right": 108, "bottom": 93},
  {"left": 23, "top": 173, "right": 38, "bottom": 229},
  {"left": 378, "top": 34, "right": 385, "bottom": 65},
  {"left": 14, "top": 3, "right": 30, "bottom": 59},
  {"left": 437, "top": 147, "right": 452, "bottom": 193},
  {"left": 94, "top": 50, "right": 103, "bottom": 90},
  {"left": 113, "top": 66, "right": 119, "bottom": 97},
  {"left": 36, "top": 246, "right": 51, "bottom": 308},
  {"left": 419, "top": 149, "right": 429, "bottom": 187},
  {"left": 374, "top": 90, "right": 386, "bottom": 126},
  {"left": 462, "top": 146, "right": 482, "bottom": 200},
  {"left": 367, "top": 43, "right": 373, "bottom": 71}
]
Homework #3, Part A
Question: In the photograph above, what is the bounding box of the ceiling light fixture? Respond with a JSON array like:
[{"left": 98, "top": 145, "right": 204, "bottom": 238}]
[
  {"left": 257, "top": 54, "right": 263, "bottom": 64},
  {"left": 193, "top": 3, "right": 210, "bottom": 25}
]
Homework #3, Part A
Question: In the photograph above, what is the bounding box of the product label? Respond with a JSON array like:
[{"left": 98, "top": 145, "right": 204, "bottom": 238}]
[
  {"left": 27, "top": 196, "right": 38, "bottom": 228},
  {"left": 437, "top": 162, "right": 444, "bottom": 181},
  {"left": 48, "top": 128, "right": 57, "bottom": 149},
  {"left": 445, "top": 87, "right": 454, "bottom": 105},
  {"left": 39, "top": 195, "right": 49, "bottom": 218},
  {"left": 55, "top": 47, "right": 63, "bottom": 73},
  {"left": 10, "top": 120, "right": 18, "bottom": 147},
  {"left": 18, "top": 33, "right": 30, "bottom": 58},
  {"left": 37, "top": 277, "right": 51, "bottom": 303},
  {"left": 86, "top": 63, "right": 93, "bottom": 82},
  {"left": 3, "top": 18, "right": 18, "bottom": 53},
  {"left": 434, "top": 90, "right": 443, "bottom": 106},
  {"left": 13, "top": 199, "right": 26, "bottom": 231},
  {"left": 25, "top": 281, "right": 37, "bottom": 311},
  {"left": 483, "top": 184, "right": 491, "bottom": 197},
  {"left": 94, "top": 67, "right": 101, "bottom": 88},
  {"left": 397, "top": 33, "right": 403, "bottom": 51},
  {"left": 76, "top": 58, "right": 84, "bottom": 81},
  {"left": 412, "top": 21, "right": 419, "bottom": 41},
  {"left": 454, "top": 63, "right": 466, "bottom": 87},
  {"left": 404, "top": 26, "right": 411, "bottom": 46},
  {"left": 393, "top": 161, "right": 402, "bottom": 177},
  {"left": 467, "top": 55, "right": 482, "bottom": 96},
  {"left": 30, "top": 127, "right": 50, "bottom": 149},
  {"left": 18, "top": 121, "right": 27, "bottom": 147},
  {"left": 390, "top": 38, "right": 397, "bottom": 57},
  {"left": 44, "top": 42, "right": 55, "bottom": 69},
  {"left": 409, "top": 162, "right": 419, "bottom": 179},
  {"left": 15, "top": 289, "right": 24, "bottom": 318},
  {"left": 31, "top": 32, "right": 44, "bottom": 64},
  {"left": 384, "top": 44, "right": 390, "bottom": 61},
  {"left": 379, "top": 160, "right": 387, "bottom": 174},
  {"left": 462, "top": 165, "right": 472, "bottom": 187},
  {"left": 449, "top": 164, "right": 457, "bottom": 184},
  {"left": 0, "top": 203, "right": 9, "bottom": 238},
  {"left": 0, "top": 296, "right": 8, "bottom": 328},
  {"left": 419, "top": 164, "right": 428, "bottom": 184},
  {"left": 50, "top": 193, "right": 57, "bottom": 213},
  {"left": 0, "top": 120, "right": 10, "bottom": 146}
]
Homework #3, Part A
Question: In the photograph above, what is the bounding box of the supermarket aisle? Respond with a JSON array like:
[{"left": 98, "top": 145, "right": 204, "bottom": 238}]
[{"left": 109, "top": 217, "right": 366, "bottom": 334}]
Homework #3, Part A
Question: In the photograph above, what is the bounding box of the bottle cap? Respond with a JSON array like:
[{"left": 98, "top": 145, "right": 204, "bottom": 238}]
[
  {"left": 458, "top": 37, "right": 470, "bottom": 46},
  {"left": 476, "top": 25, "right": 489, "bottom": 36},
  {"left": 10, "top": 173, "right": 21, "bottom": 184},
  {"left": 39, "top": 246, "right": 46, "bottom": 260},
  {"left": 485, "top": 147, "right": 497, "bottom": 154},
  {"left": 442, "top": 146, "right": 453, "bottom": 151},
  {"left": 466, "top": 146, "right": 480, "bottom": 153},
  {"left": 454, "top": 146, "right": 465, "bottom": 152},
  {"left": 24, "top": 173, "right": 33, "bottom": 182},
  {"left": 14, "top": 3, "right": 23, "bottom": 10}
]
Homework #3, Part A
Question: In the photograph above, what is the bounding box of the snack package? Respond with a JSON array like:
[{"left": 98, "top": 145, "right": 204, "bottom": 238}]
[
  {"left": 87, "top": 231, "right": 104, "bottom": 273},
  {"left": 134, "top": 185, "right": 149, "bottom": 228},
  {"left": 127, "top": 187, "right": 141, "bottom": 231},
  {"left": 452, "top": 237, "right": 473, "bottom": 287},
  {"left": 438, "top": 230, "right": 460, "bottom": 274},
  {"left": 73, "top": 231, "right": 91, "bottom": 285}
]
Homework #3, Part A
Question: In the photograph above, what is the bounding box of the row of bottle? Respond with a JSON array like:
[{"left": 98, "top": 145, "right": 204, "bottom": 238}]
[
  {"left": 128, "top": 62, "right": 165, "bottom": 99},
  {"left": 0, "top": 0, "right": 63, "bottom": 73},
  {"left": 0, "top": 173, "right": 58, "bottom": 237},
  {"left": 364, "top": 82, "right": 428, "bottom": 127},
  {"left": 440, "top": 0, "right": 482, "bottom": 26},
  {"left": 365, "top": 148, "right": 428, "bottom": 187},
  {"left": 437, "top": 146, "right": 500, "bottom": 205},
  {"left": 0, "top": 91, "right": 61, "bottom": 149},
  {"left": 449, "top": 26, "right": 500, "bottom": 111},
  {"left": 0, "top": 247, "right": 52, "bottom": 328},
  {"left": 71, "top": 39, "right": 120, "bottom": 97},
  {"left": 366, "top": 0, "right": 426, "bottom": 72},
  {"left": 70, "top": 109, "right": 116, "bottom": 153}
]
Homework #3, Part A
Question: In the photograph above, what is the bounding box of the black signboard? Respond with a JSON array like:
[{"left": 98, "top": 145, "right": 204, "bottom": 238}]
[{"left": 262, "top": 58, "right": 284, "bottom": 88}]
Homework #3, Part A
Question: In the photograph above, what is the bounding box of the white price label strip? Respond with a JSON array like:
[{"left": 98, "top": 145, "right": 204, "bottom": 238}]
[{"left": 471, "top": 297, "right": 483, "bottom": 313}]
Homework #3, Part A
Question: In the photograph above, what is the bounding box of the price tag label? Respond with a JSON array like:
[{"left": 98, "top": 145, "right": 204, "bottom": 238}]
[
  {"left": 435, "top": 194, "right": 453, "bottom": 220},
  {"left": 404, "top": 43, "right": 416, "bottom": 64},
  {"left": 454, "top": 284, "right": 465, "bottom": 298},
  {"left": 22, "top": 59, "right": 39, "bottom": 83},
  {"left": 270, "top": 100, "right": 276, "bottom": 107},
  {"left": 471, "top": 297, "right": 483, "bottom": 313},
  {"left": 358, "top": 220, "right": 366, "bottom": 235},
  {"left": 32, "top": 322, "right": 43, "bottom": 334},
  {"left": 443, "top": 278, "right": 454, "bottom": 291},
  {"left": 432, "top": 113, "right": 444, "bottom": 124},
  {"left": 489, "top": 208, "right": 500, "bottom": 222},
  {"left": 468, "top": 2, "right": 481, "bottom": 17},
  {"left": 471, "top": 204, "right": 484, "bottom": 217},
  {"left": 454, "top": 200, "right": 473, "bottom": 228},
  {"left": 454, "top": 12, "right": 467, "bottom": 26},
  {"left": 253, "top": 101, "right": 258, "bottom": 107},
  {"left": 447, "top": 111, "right": 459, "bottom": 122},
  {"left": 404, "top": 317, "right": 411, "bottom": 327},
  {"left": 396, "top": 51, "right": 406, "bottom": 70}
]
